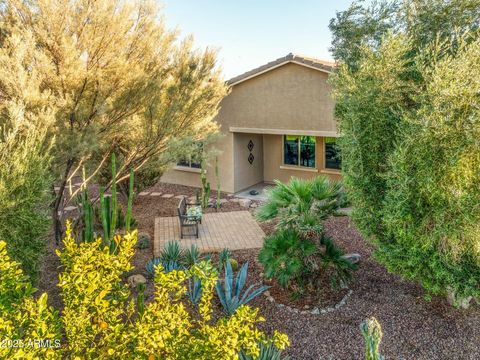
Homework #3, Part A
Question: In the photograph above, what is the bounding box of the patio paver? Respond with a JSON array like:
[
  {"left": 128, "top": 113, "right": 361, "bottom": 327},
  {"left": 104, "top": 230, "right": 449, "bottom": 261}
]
[{"left": 154, "top": 211, "right": 265, "bottom": 256}]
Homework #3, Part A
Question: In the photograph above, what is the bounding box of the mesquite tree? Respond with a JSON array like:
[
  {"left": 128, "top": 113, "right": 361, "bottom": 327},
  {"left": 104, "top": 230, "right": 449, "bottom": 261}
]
[{"left": 0, "top": 0, "right": 228, "bottom": 243}]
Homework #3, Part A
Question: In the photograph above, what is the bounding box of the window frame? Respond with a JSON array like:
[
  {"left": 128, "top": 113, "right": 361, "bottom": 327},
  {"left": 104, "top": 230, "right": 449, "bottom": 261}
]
[
  {"left": 177, "top": 142, "right": 203, "bottom": 169},
  {"left": 282, "top": 135, "right": 317, "bottom": 169},
  {"left": 323, "top": 137, "right": 341, "bottom": 171}
]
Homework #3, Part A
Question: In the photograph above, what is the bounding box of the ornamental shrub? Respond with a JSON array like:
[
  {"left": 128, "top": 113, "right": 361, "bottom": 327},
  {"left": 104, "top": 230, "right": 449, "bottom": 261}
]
[
  {"left": 0, "top": 224, "right": 289, "bottom": 359},
  {"left": 330, "top": 0, "right": 480, "bottom": 301}
]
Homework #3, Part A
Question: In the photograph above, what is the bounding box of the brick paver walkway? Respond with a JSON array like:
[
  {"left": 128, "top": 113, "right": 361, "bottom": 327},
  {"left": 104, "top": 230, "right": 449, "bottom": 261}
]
[{"left": 154, "top": 211, "right": 265, "bottom": 256}]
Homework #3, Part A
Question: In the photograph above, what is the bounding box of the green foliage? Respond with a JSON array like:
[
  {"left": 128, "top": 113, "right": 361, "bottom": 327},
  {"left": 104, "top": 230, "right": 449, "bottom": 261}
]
[
  {"left": 0, "top": 228, "right": 289, "bottom": 359},
  {"left": 259, "top": 230, "right": 317, "bottom": 288},
  {"left": 321, "top": 235, "right": 358, "bottom": 288},
  {"left": 187, "top": 277, "right": 203, "bottom": 306},
  {"left": 215, "top": 156, "right": 222, "bottom": 210},
  {"left": 125, "top": 168, "right": 135, "bottom": 232},
  {"left": 0, "top": 109, "right": 53, "bottom": 284},
  {"left": 137, "top": 233, "right": 151, "bottom": 250},
  {"left": 160, "top": 240, "right": 184, "bottom": 263},
  {"left": 218, "top": 247, "right": 232, "bottom": 269},
  {"left": 256, "top": 176, "right": 341, "bottom": 235},
  {"left": 330, "top": 0, "right": 480, "bottom": 300},
  {"left": 360, "top": 317, "right": 385, "bottom": 360},
  {"left": 215, "top": 261, "right": 270, "bottom": 316},
  {"left": 183, "top": 244, "right": 201, "bottom": 267},
  {"left": 256, "top": 176, "right": 354, "bottom": 291},
  {"left": 239, "top": 342, "right": 291, "bottom": 360},
  {"left": 201, "top": 158, "right": 211, "bottom": 208}
]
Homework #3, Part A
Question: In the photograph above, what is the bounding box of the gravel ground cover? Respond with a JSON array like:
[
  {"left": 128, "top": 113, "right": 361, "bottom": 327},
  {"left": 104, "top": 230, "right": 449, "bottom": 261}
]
[{"left": 38, "top": 183, "right": 480, "bottom": 359}]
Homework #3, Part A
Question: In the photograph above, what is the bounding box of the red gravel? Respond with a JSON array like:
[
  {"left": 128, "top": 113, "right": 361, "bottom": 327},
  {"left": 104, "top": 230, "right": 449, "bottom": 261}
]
[{"left": 38, "top": 183, "right": 480, "bottom": 359}]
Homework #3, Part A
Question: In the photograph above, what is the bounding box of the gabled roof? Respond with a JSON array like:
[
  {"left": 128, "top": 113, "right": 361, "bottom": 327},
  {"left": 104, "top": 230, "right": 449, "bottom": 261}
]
[{"left": 227, "top": 53, "right": 336, "bottom": 86}]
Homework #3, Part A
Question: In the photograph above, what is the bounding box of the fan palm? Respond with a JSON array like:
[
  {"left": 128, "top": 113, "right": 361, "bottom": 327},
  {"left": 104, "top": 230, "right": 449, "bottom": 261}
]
[{"left": 256, "top": 176, "right": 341, "bottom": 234}]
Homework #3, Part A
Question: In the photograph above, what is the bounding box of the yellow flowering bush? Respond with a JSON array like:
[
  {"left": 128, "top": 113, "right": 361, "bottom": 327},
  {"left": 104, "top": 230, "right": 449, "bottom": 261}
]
[{"left": 0, "top": 222, "right": 289, "bottom": 359}]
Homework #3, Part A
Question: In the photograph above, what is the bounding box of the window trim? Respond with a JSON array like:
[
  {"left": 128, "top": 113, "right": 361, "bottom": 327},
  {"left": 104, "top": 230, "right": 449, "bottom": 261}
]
[
  {"left": 282, "top": 135, "right": 317, "bottom": 169},
  {"left": 323, "top": 137, "right": 342, "bottom": 172}
]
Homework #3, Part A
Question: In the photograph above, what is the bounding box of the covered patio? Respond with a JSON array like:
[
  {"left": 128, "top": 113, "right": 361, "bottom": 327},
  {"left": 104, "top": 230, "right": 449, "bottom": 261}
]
[{"left": 153, "top": 210, "right": 265, "bottom": 256}]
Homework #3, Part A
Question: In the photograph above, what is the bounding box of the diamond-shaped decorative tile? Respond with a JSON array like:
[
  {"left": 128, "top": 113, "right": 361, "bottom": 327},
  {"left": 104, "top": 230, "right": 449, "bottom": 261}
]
[
  {"left": 248, "top": 153, "right": 254, "bottom": 164},
  {"left": 247, "top": 140, "right": 254, "bottom": 152}
]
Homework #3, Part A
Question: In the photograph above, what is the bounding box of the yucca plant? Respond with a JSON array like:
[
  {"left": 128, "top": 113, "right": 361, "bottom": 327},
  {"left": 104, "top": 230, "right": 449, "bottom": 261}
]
[
  {"left": 215, "top": 261, "right": 270, "bottom": 316},
  {"left": 160, "top": 240, "right": 183, "bottom": 263},
  {"left": 360, "top": 317, "right": 385, "bottom": 360},
  {"left": 239, "top": 343, "right": 291, "bottom": 360}
]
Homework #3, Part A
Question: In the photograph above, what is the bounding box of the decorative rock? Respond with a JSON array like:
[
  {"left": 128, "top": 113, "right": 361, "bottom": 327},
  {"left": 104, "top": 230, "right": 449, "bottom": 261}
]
[
  {"left": 138, "top": 191, "right": 150, "bottom": 196},
  {"left": 303, "top": 304, "right": 311, "bottom": 310},
  {"left": 127, "top": 274, "right": 146, "bottom": 287},
  {"left": 64, "top": 206, "right": 77, "bottom": 211},
  {"left": 229, "top": 198, "right": 239, "bottom": 203},
  {"left": 174, "top": 195, "right": 186, "bottom": 199},
  {"left": 267, "top": 296, "right": 275, "bottom": 303},
  {"left": 161, "top": 193, "right": 174, "bottom": 198},
  {"left": 220, "top": 198, "right": 229, "bottom": 204},
  {"left": 238, "top": 198, "right": 252, "bottom": 208},
  {"left": 263, "top": 290, "right": 271, "bottom": 297},
  {"left": 277, "top": 304, "right": 285, "bottom": 308},
  {"left": 150, "top": 192, "right": 162, "bottom": 196},
  {"left": 447, "top": 287, "right": 473, "bottom": 309},
  {"left": 342, "top": 253, "right": 361, "bottom": 265},
  {"left": 188, "top": 196, "right": 197, "bottom": 203},
  {"left": 310, "top": 308, "right": 320, "bottom": 315},
  {"left": 250, "top": 202, "right": 258, "bottom": 208}
]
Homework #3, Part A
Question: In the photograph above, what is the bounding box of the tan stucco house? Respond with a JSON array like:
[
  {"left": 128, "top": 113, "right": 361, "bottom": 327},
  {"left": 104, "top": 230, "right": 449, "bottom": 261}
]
[{"left": 161, "top": 53, "right": 342, "bottom": 193}]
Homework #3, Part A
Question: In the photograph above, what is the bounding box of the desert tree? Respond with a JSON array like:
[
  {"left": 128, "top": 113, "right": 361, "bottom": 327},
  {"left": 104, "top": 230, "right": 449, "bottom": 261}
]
[{"left": 0, "top": 0, "right": 228, "bottom": 243}]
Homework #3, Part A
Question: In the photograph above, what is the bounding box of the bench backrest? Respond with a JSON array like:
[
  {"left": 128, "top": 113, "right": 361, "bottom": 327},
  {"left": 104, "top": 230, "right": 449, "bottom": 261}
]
[{"left": 177, "top": 197, "right": 187, "bottom": 217}]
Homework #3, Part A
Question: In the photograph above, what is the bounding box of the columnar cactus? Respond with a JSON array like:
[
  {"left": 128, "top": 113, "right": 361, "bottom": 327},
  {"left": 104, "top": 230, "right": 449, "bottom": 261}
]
[{"left": 360, "top": 317, "right": 384, "bottom": 360}]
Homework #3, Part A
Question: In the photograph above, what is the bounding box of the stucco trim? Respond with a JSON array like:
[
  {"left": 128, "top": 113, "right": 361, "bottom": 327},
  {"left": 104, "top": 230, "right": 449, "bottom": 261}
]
[
  {"left": 227, "top": 53, "right": 335, "bottom": 86},
  {"left": 173, "top": 165, "right": 202, "bottom": 174},
  {"left": 229, "top": 127, "right": 339, "bottom": 137},
  {"left": 279, "top": 165, "right": 319, "bottom": 173},
  {"left": 320, "top": 169, "right": 342, "bottom": 175}
]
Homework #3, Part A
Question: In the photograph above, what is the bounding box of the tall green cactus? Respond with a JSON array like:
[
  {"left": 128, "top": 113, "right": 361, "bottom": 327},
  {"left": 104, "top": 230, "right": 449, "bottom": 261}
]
[
  {"left": 109, "top": 153, "right": 118, "bottom": 244},
  {"left": 200, "top": 158, "right": 211, "bottom": 208},
  {"left": 215, "top": 156, "right": 221, "bottom": 210},
  {"left": 360, "top": 317, "right": 385, "bottom": 360},
  {"left": 125, "top": 168, "right": 134, "bottom": 232},
  {"left": 99, "top": 186, "right": 111, "bottom": 248}
]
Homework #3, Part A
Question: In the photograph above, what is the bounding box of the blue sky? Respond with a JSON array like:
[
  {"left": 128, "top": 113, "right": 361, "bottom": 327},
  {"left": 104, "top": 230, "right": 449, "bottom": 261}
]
[{"left": 162, "top": 0, "right": 358, "bottom": 79}]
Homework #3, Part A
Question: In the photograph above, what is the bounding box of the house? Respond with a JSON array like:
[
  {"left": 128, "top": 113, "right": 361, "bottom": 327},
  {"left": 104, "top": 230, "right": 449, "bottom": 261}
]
[{"left": 161, "top": 53, "right": 341, "bottom": 193}]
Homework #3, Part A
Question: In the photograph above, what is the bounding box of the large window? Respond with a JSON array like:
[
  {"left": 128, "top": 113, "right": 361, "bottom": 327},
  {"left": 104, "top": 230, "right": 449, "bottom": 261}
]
[
  {"left": 325, "top": 137, "right": 341, "bottom": 170},
  {"left": 177, "top": 143, "right": 202, "bottom": 169},
  {"left": 283, "top": 135, "right": 316, "bottom": 168}
]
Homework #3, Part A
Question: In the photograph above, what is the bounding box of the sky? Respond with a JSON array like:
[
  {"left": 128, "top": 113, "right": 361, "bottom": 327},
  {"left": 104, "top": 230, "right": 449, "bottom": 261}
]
[{"left": 161, "top": 0, "right": 359, "bottom": 79}]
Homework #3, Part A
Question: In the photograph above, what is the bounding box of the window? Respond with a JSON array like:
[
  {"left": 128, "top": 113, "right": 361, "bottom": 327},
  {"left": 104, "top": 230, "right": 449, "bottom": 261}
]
[
  {"left": 283, "top": 135, "right": 316, "bottom": 168},
  {"left": 325, "top": 137, "right": 341, "bottom": 170},
  {"left": 177, "top": 143, "right": 202, "bottom": 169}
]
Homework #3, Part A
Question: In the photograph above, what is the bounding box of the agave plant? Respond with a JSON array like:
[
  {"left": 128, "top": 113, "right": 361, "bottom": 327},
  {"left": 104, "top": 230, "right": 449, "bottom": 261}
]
[
  {"left": 187, "top": 277, "right": 203, "bottom": 306},
  {"left": 160, "top": 240, "right": 183, "bottom": 263},
  {"left": 239, "top": 343, "right": 290, "bottom": 360},
  {"left": 215, "top": 261, "right": 270, "bottom": 316},
  {"left": 183, "top": 244, "right": 201, "bottom": 267},
  {"left": 146, "top": 258, "right": 183, "bottom": 276},
  {"left": 218, "top": 247, "right": 231, "bottom": 269}
]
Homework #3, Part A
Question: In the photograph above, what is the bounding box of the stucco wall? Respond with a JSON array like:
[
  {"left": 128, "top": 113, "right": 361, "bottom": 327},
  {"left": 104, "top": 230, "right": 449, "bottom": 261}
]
[
  {"left": 161, "top": 61, "right": 340, "bottom": 192},
  {"left": 263, "top": 135, "right": 342, "bottom": 183},
  {"left": 160, "top": 132, "right": 235, "bottom": 193},
  {"left": 217, "top": 62, "right": 336, "bottom": 134},
  {"left": 233, "top": 133, "right": 264, "bottom": 192}
]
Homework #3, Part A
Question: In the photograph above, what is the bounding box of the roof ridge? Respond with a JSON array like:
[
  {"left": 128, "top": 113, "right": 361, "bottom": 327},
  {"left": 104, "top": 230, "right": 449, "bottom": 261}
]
[{"left": 227, "top": 53, "right": 336, "bottom": 86}]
